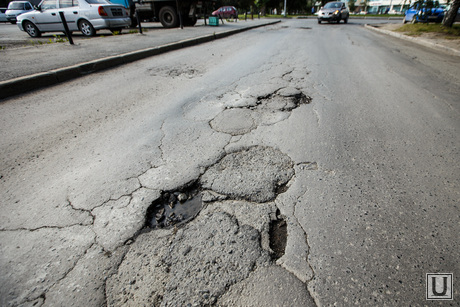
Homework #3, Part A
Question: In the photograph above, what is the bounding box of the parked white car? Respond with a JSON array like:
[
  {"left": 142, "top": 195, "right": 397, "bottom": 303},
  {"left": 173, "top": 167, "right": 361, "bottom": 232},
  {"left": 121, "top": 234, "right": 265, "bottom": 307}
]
[
  {"left": 17, "top": 0, "right": 131, "bottom": 37},
  {"left": 5, "top": 1, "right": 36, "bottom": 24}
]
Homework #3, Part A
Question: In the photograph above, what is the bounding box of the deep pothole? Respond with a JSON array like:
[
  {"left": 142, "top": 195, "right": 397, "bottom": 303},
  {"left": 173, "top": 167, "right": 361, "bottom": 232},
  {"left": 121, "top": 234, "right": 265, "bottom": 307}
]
[
  {"left": 144, "top": 146, "right": 296, "bottom": 231},
  {"left": 145, "top": 183, "right": 203, "bottom": 229},
  {"left": 254, "top": 92, "right": 311, "bottom": 112},
  {"left": 269, "top": 210, "right": 287, "bottom": 260}
]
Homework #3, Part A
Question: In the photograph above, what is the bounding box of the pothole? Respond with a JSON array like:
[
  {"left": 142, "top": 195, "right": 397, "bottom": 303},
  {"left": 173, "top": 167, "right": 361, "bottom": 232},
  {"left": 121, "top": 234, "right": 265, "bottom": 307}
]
[
  {"left": 254, "top": 92, "right": 311, "bottom": 112},
  {"left": 269, "top": 210, "right": 287, "bottom": 260},
  {"left": 145, "top": 183, "right": 203, "bottom": 229}
]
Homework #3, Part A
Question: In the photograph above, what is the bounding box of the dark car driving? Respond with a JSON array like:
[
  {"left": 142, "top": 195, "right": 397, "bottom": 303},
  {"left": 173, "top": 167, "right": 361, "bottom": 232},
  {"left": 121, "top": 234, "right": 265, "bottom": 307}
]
[{"left": 317, "top": 1, "right": 349, "bottom": 24}]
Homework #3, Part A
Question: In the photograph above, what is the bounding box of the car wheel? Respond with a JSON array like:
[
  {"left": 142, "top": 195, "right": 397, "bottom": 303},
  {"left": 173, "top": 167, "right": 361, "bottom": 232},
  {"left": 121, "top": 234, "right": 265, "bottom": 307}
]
[
  {"left": 79, "top": 19, "right": 96, "bottom": 36},
  {"left": 159, "top": 6, "right": 178, "bottom": 28},
  {"left": 344, "top": 16, "right": 348, "bottom": 23},
  {"left": 10, "top": 20, "right": 17, "bottom": 24},
  {"left": 318, "top": 19, "right": 321, "bottom": 24},
  {"left": 23, "top": 21, "right": 41, "bottom": 38}
]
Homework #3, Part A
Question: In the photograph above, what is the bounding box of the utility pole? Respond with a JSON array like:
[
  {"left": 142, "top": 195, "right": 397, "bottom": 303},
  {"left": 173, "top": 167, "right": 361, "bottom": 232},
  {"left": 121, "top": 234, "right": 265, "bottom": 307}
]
[{"left": 283, "top": 0, "right": 287, "bottom": 16}]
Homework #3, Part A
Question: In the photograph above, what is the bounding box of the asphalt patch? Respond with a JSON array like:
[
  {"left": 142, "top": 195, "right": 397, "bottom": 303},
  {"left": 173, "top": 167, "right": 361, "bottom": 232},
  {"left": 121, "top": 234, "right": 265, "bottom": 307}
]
[{"left": 200, "top": 146, "right": 295, "bottom": 203}]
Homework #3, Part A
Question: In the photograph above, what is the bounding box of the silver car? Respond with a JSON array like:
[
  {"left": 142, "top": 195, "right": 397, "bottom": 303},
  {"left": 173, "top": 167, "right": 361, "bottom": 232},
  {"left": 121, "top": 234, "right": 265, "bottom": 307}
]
[
  {"left": 17, "top": 0, "right": 130, "bottom": 37},
  {"left": 317, "top": 1, "right": 349, "bottom": 24}
]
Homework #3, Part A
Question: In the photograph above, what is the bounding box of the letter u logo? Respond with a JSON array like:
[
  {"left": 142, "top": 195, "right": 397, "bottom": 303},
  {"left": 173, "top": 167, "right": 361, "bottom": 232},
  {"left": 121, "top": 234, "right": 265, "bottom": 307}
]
[
  {"left": 431, "top": 276, "right": 448, "bottom": 296},
  {"left": 426, "top": 273, "right": 453, "bottom": 300}
]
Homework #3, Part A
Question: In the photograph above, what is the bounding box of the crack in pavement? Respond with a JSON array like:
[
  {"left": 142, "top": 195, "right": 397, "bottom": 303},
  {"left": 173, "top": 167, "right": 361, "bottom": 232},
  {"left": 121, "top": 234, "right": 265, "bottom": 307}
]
[{"left": 3, "top": 57, "right": 318, "bottom": 306}]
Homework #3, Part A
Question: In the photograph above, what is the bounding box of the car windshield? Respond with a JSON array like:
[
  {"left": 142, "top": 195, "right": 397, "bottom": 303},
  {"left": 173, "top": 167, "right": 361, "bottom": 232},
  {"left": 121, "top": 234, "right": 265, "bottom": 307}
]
[
  {"left": 324, "top": 2, "right": 341, "bottom": 9},
  {"left": 8, "top": 2, "right": 25, "bottom": 9},
  {"left": 85, "top": 0, "right": 110, "bottom": 4}
]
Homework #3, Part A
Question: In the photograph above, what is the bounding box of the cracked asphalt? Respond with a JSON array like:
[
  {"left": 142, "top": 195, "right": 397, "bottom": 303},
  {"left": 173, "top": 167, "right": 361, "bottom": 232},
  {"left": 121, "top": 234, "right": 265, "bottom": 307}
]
[{"left": 1, "top": 18, "right": 459, "bottom": 306}]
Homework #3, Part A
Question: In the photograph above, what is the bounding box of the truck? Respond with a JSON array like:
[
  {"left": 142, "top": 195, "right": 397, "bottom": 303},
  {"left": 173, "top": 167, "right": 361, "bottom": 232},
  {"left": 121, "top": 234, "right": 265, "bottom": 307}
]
[{"left": 110, "top": 0, "right": 205, "bottom": 28}]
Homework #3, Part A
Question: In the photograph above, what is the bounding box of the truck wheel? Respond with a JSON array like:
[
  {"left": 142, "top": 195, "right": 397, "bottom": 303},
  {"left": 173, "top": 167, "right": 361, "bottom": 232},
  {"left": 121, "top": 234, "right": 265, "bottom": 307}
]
[
  {"left": 130, "top": 16, "right": 138, "bottom": 28},
  {"left": 159, "top": 6, "right": 178, "bottom": 28},
  {"left": 183, "top": 15, "right": 197, "bottom": 26},
  {"left": 24, "top": 21, "right": 41, "bottom": 38},
  {"left": 79, "top": 19, "right": 96, "bottom": 36}
]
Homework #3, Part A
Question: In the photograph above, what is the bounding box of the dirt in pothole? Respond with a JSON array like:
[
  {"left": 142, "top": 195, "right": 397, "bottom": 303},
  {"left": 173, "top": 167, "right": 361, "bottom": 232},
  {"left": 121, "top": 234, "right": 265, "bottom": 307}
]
[
  {"left": 145, "top": 183, "right": 203, "bottom": 229},
  {"left": 269, "top": 211, "right": 288, "bottom": 260}
]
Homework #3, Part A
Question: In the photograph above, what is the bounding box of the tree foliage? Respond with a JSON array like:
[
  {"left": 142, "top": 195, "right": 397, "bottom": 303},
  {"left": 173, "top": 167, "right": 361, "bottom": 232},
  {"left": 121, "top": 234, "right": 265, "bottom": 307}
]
[{"left": 348, "top": 0, "right": 356, "bottom": 12}]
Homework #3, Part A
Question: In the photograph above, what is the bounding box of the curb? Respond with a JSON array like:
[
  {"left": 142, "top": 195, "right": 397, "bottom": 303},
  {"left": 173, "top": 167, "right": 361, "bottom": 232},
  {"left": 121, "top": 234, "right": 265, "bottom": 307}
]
[
  {"left": 0, "top": 20, "right": 280, "bottom": 100},
  {"left": 365, "top": 24, "right": 460, "bottom": 57}
]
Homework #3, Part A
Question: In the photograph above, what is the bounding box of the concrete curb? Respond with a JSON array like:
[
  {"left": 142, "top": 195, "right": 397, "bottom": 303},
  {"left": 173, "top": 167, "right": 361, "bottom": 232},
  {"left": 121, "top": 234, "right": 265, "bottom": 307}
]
[
  {"left": 0, "top": 20, "right": 280, "bottom": 100},
  {"left": 365, "top": 24, "right": 460, "bottom": 57}
]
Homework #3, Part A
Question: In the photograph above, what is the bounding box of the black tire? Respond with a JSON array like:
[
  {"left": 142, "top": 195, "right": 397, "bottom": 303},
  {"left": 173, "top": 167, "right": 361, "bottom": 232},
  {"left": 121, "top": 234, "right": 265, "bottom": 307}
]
[
  {"left": 10, "top": 20, "right": 17, "bottom": 24},
  {"left": 344, "top": 14, "right": 348, "bottom": 23},
  {"left": 318, "top": 19, "right": 321, "bottom": 24},
  {"left": 183, "top": 15, "right": 197, "bottom": 26},
  {"left": 78, "top": 19, "right": 96, "bottom": 36},
  {"left": 159, "top": 6, "right": 178, "bottom": 28},
  {"left": 23, "top": 21, "right": 41, "bottom": 38},
  {"left": 130, "top": 16, "right": 138, "bottom": 28}
]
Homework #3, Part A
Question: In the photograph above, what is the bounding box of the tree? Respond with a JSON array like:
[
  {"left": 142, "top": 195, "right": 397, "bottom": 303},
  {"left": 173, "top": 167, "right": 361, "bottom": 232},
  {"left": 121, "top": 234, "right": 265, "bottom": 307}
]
[
  {"left": 362, "top": 0, "right": 369, "bottom": 12},
  {"left": 442, "top": 0, "right": 460, "bottom": 27},
  {"left": 349, "top": 0, "right": 356, "bottom": 12}
]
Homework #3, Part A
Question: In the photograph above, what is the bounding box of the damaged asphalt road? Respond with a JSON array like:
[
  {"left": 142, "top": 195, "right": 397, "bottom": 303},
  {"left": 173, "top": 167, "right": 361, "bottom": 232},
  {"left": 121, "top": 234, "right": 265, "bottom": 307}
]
[
  {"left": 1, "top": 19, "right": 460, "bottom": 306},
  {"left": 0, "top": 20, "right": 318, "bottom": 306}
]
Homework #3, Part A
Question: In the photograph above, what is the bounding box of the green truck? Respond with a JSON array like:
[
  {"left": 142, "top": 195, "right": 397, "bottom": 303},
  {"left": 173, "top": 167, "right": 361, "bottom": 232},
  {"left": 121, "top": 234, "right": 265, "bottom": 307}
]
[{"left": 110, "top": 0, "right": 204, "bottom": 27}]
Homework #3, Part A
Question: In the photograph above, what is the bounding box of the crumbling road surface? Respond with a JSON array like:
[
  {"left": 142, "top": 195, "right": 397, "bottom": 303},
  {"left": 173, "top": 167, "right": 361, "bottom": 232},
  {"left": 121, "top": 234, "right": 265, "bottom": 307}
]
[{"left": 1, "top": 19, "right": 459, "bottom": 306}]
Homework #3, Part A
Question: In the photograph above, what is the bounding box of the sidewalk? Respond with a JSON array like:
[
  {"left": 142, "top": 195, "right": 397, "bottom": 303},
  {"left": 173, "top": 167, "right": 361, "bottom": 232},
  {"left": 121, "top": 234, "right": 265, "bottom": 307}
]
[
  {"left": 0, "top": 19, "right": 280, "bottom": 99},
  {"left": 365, "top": 23, "right": 460, "bottom": 57}
]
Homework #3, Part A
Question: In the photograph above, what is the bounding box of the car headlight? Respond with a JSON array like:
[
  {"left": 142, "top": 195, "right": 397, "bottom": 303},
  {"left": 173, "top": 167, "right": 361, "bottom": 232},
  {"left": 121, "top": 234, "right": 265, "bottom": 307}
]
[{"left": 334, "top": 10, "right": 340, "bottom": 15}]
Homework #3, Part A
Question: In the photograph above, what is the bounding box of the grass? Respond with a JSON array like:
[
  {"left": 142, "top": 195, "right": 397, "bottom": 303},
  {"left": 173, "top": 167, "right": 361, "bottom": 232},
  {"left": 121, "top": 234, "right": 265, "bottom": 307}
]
[{"left": 395, "top": 23, "right": 460, "bottom": 38}]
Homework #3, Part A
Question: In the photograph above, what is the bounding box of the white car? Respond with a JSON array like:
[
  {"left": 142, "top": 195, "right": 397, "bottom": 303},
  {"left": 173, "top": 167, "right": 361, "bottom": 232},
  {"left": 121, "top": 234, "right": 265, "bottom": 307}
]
[
  {"left": 17, "top": 0, "right": 131, "bottom": 37},
  {"left": 5, "top": 1, "right": 35, "bottom": 24}
]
